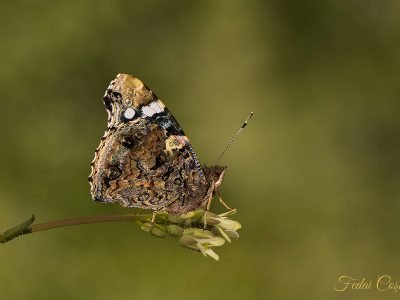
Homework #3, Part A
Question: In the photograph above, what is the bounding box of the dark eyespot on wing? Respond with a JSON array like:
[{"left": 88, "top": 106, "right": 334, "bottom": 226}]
[
  {"left": 122, "top": 136, "right": 137, "bottom": 149},
  {"left": 151, "top": 153, "right": 167, "bottom": 170},
  {"left": 109, "top": 165, "right": 122, "bottom": 180},
  {"left": 103, "top": 96, "right": 113, "bottom": 111},
  {"left": 162, "top": 166, "right": 174, "bottom": 180},
  {"left": 112, "top": 91, "right": 121, "bottom": 99},
  {"left": 104, "top": 176, "right": 111, "bottom": 188}
]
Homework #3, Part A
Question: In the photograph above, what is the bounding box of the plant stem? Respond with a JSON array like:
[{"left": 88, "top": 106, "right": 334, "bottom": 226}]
[
  {"left": 31, "top": 214, "right": 146, "bottom": 232},
  {"left": 0, "top": 213, "right": 150, "bottom": 244}
]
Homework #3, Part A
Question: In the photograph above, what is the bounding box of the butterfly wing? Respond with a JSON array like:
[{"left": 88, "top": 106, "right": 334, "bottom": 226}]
[{"left": 89, "top": 74, "right": 210, "bottom": 214}]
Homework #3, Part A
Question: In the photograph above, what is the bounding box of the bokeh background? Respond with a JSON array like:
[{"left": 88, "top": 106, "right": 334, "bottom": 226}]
[{"left": 1, "top": 1, "right": 400, "bottom": 299}]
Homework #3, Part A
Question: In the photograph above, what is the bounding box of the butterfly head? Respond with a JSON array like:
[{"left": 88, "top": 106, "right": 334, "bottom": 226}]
[{"left": 205, "top": 165, "right": 227, "bottom": 189}]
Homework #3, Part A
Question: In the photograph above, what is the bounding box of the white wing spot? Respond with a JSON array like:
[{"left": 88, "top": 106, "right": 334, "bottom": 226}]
[
  {"left": 142, "top": 105, "right": 156, "bottom": 117},
  {"left": 141, "top": 100, "right": 164, "bottom": 117},
  {"left": 149, "top": 101, "right": 164, "bottom": 113},
  {"left": 124, "top": 108, "right": 136, "bottom": 119}
]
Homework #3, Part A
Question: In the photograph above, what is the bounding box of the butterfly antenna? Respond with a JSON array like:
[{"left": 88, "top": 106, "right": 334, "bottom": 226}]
[{"left": 215, "top": 112, "right": 254, "bottom": 164}]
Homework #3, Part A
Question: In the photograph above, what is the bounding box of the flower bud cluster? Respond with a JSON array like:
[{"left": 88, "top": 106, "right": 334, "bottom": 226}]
[{"left": 135, "top": 209, "right": 241, "bottom": 261}]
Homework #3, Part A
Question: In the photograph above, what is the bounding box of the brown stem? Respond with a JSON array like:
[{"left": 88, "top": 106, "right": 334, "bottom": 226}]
[{"left": 0, "top": 213, "right": 151, "bottom": 244}]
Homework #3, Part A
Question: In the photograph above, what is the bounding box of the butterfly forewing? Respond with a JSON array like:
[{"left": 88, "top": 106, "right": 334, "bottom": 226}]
[{"left": 89, "top": 74, "right": 215, "bottom": 214}]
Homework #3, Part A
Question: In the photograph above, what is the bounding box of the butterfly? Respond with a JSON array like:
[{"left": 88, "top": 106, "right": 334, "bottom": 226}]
[{"left": 88, "top": 74, "right": 228, "bottom": 215}]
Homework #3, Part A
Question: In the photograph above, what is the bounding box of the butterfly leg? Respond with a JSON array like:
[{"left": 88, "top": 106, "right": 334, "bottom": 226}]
[
  {"left": 216, "top": 189, "right": 233, "bottom": 210},
  {"left": 151, "top": 210, "right": 158, "bottom": 224},
  {"left": 151, "top": 205, "right": 168, "bottom": 224},
  {"left": 203, "top": 194, "right": 213, "bottom": 229},
  {"left": 150, "top": 193, "right": 180, "bottom": 224}
]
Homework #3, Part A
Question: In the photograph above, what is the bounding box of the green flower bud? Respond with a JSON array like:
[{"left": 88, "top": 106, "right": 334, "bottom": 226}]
[
  {"left": 215, "top": 226, "right": 231, "bottom": 243},
  {"left": 224, "top": 230, "right": 240, "bottom": 239},
  {"left": 200, "top": 236, "right": 225, "bottom": 247},
  {"left": 167, "top": 224, "right": 184, "bottom": 236},
  {"left": 183, "top": 219, "right": 193, "bottom": 227},
  {"left": 217, "top": 218, "right": 241, "bottom": 231},
  {"left": 151, "top": 224, "right": 167, "bottom": 238},
  {"left": 202, "top": 215, "right": 221, "bottom": 226},
  {"left": 179, "top": 235, "right": 198, "bottom": 247},
  {"left": 132, "top": 208, "right": 241, "bottom": 261},
  {"left": 183, "top": 228, "right": 212, "bottom": 238},
  {"left": 197, "top": 243, "right": 220, "bottom": 261},
  {"left": 180, "top": 211, "right": 197, "bottom": 219},
  {"left": 167, "top": 214, "right": 183, "bottom": 224},
  {"left": 137, "top": 221, "right": 152, "bottom": 232}
]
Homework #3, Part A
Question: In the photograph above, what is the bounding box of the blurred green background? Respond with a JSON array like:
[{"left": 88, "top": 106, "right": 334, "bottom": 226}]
[{"left": 1, "top": 1, "right": 400, "bottom": 299}]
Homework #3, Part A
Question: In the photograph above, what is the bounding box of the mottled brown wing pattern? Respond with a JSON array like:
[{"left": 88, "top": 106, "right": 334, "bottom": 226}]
[
  {"left": 89, "top": 74, "right": 226, "bottom": 214},
  {"left": 90, "top": 118, "right": 210, "bottom": 213}
]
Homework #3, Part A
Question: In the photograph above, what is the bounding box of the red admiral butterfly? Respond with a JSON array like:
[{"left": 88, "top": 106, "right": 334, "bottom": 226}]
[{"left": 89, "top": 74, "right": 251, "bottom": 215}]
